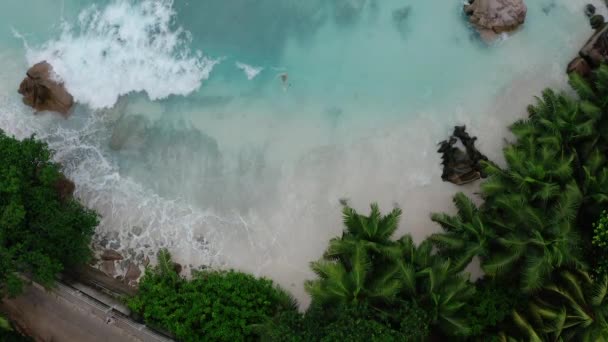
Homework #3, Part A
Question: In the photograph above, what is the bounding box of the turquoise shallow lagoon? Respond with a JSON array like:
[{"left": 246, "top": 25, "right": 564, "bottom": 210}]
[{"left": 0, "top": 0, "right": 601, "bottom": 303}]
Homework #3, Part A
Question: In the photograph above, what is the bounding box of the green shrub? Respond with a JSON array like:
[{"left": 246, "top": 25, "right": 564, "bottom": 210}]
[
  {"left": 592, "top": 211, "right": 608, "bottom": 277},
  {"left": 0, "top": 131, "right": 98, "bottom": 296},
  {"left": 129, "top": 250, "right": 297, "bottom": 341},
  {"left": 321, "top": 312, "right": 402, "bottom": 341},
  {"left": 593, "top": 211, "right": 608, "bottom": 249},
  {"left": 316, "top": 301, "right": 429, "bottom": 341},
  {"left": 463, "top": 280, "right": 527, "bottom": 338},
  {"left": 259, "top": 310, "right": 307, "bottom": 342}
]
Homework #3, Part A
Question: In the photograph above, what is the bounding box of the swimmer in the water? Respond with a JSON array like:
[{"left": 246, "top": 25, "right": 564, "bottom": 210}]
[{"left": 278, "top": 72, "right": 291, "bottom": 91}]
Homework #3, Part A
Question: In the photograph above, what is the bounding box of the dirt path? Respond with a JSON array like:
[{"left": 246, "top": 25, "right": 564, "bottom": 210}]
[{"left": 0, "top": 281, "right": 171, "bottom": 342}]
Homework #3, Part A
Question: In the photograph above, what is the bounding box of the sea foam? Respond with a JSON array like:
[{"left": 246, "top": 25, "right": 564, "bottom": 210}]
[
  {"left": 22, "top": 0, "right": 218, "bottom": 109},
  {"left": 236, "top": 62, "right": 263, "bottom": 80}
]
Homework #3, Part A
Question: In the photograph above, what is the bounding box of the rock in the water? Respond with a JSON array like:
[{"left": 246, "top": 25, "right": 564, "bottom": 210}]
[
  {"left": 18, "top": 61, "right": 74, "bottom": 116},
  {"left": 393, "top": 6, "right": 411, "bottom": 22},
  {"left": 464, "top": 0, "right": 527, "bottom": 41},
  {"left": 393, "top": 6, "right": 412, "bottom": 37},
  {"left": 333, "top": 0, "right": 366, "bottom": 25},
  {"left": 101, "top": 249, "right": 124, "bottom": 261},
  {"left": 124, "top": 262, "right": 141, "bottom": 285},
  {"left": 110, "top": 114, "right": 149, "bottom": 151},
  {"left": 586, "top": 4, "right": 597, "bottom": 18},
  {"left": 438, "top": 126, "right": 488, "bottom": 186},
  {"left": 101, "top": 260, "right": 116, "bottom": 277},
  {"left": 567, "top": 57, "right": 592, "bottom": 78}
]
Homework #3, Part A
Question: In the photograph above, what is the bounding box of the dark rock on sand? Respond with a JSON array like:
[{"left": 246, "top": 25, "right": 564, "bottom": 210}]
[
  {"left": 567, "top": 57, "right": 592, "bottom": 78},
  {"left": 565, "top": 10, "right": 608, "bottom": 77},
  {"left": 586, "top": 4, "right": 597, "bottom": 17},
  {"left": 567, "top": 22, "right": 608, "bottom": 76},
  {"left": 18, "top": 61, "right": 74, "bottom": 116},
  {"left": 438, "top": 126, "right": 488, "bottom": 185}
]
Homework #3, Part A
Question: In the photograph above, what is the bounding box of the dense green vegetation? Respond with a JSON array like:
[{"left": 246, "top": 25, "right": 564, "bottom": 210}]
[
  {"left": 128, "top": 250, "right": 298, "bottom": 341},
  {"left": 0, "top": 131, "right": 98, "bottom": 297}
]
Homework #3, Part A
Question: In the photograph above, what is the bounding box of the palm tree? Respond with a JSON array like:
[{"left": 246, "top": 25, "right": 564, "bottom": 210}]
[
  {"left": 481, "top": 181, "right": 585, "bottom": 292},
  {"left": 524, "top": 88, "right": 601, "bottom": 152},
  {"left": 305, "top": 204, "right": 403, "bottom": 305},
  {"left": 435, "top": 141, "right": 585, "bottom": 292},
  {"left": 472, "top": 99, "right": 588, "bottom": 291},
  {"left": 306, "top": 239, "right": 402, "bottom": 305},
  {"left": 569, "top": 64, "right": 608, "bottom": 111},
  {"left": 514, "top": 270, "right": 608, "bottom": 341},
  {"left": 579, "top": 148, "right": 608, "bottom": 222},
  {"left": 430, "top": 192, "right": 494, "bottom": 272},
  {"left": 394, "top": 235, "right": 475, "bottom": 336},
  {"left": 305, "top": 205, "right": 475, "bottom": 336}
]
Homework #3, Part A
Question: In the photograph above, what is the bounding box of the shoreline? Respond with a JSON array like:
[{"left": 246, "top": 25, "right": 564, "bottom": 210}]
[{"left": 0, "top": 2, "right": 596, "bottom": 308}]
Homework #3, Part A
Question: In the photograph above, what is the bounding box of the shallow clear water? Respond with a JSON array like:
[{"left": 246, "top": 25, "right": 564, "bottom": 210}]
[{"left": 0, "top": 0, "right": 600, "bottom": 303}]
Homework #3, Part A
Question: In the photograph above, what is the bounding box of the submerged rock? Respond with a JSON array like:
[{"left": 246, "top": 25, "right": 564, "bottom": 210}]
[
  {"left": 110, "top": 114, "right": 149, "bottom": 151},
  {"left": 438, "top": 126, "right": 488, "bottom": 186},
  {"left": 393, "top": 6, "right": 412, "bottom": 37},
  {"left": 464, "top": 0, "right": 527, "bottom": 41},
  {"left": 541, "top": 1, "right": 556, "bottom": 15},
  {"left": 393, "top": 6, "right": 411, "bottom": 24},
  {"left": 333, "top": 0, "right": 367, "bottom": 25},
  {"left": 18, "top": 61, "right": 74, "bottom": 116},
  {"left": 586, "top": 4, "right": 597, "bottom": 18}
]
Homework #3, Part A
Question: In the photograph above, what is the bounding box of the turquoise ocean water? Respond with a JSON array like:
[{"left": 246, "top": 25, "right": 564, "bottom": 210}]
[{"left": 0, "top": 0, "right": 600, "bottom": 303}]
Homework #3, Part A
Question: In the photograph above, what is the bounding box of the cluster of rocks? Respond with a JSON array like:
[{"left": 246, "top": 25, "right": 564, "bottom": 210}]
[
  {"left": 567, "top": 4, "right": 608, "bottom": 78},
  {"left": 18, "top": 61, "right": 74, "bottom": 116},
  {"left": 99, "top": 248, "right": 185, "bottom": 287},
  {"left": 464, "top": 0, "right": 527, "bottom": 42},
  {"left": 99, "top": 249, "right": 143, "bottom": 287},
  {"left": 438, "top": 126, "right": 488, "bottom": 185}
]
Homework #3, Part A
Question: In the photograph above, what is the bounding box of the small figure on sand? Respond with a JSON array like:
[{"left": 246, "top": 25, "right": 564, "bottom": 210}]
[{"left": 278, "top": 72, "right": 290, "bottom": 91}]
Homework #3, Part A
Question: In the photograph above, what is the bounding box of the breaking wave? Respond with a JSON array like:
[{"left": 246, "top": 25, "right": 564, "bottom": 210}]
[{"left": 21, "top": 0, "right": 219, "bottom": 109}]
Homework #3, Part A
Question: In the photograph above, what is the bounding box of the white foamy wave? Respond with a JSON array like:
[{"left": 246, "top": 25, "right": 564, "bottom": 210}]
[
  {"left": 236, "top": 62, "right": 263, "bottom": 80},
  {"left": 22, "top": 0, "right": 218, "bottom": 109},
  {"left": 0, "top": 91, "right": 224, "bottom": 277}
]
